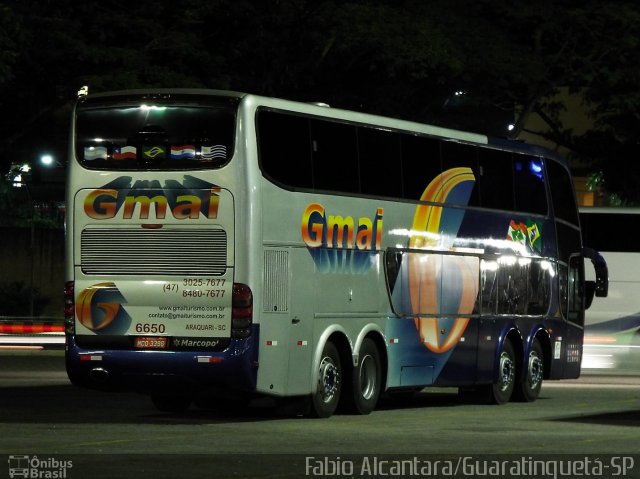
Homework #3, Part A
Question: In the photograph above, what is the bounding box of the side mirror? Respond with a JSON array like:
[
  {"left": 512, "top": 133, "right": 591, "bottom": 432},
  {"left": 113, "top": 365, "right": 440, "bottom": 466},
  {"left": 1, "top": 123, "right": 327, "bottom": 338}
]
[{"left": 583, "top": 246, "right": 608, "bottom": 298}]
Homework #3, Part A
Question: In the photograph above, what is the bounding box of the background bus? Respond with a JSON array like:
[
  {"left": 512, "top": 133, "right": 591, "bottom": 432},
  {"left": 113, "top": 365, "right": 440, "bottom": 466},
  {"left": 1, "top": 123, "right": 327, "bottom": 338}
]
[
  {"left": 64, "top": 88, "right": 607, "bottom": 417},
  {"left": 580, "top": 207, "right": 640, "bottom": 372}
]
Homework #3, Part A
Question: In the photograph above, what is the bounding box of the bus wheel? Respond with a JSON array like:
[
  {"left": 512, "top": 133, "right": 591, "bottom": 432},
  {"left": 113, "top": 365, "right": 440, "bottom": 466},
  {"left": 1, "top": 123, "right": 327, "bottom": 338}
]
[
  {"left": 513, "top": 339, "right": 544, "bottom": 402},
  {"left": 348, "top": 338, "right": 382, "bottom": 415},
  {"left": 151, "top": 394, "right": 191, "bottom": 412},
  {"left": 489, "top": 340, "right": 516, "bottom": 404},
  {"left": 310, "top": 341, "right": 341, "bottom": 418}
]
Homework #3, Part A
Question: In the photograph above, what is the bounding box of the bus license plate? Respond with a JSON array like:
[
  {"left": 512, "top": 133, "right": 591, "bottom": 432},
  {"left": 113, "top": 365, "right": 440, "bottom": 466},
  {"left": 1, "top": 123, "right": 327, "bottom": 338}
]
[{"left": 135, "top": 337, "right": 168, "bottom": 349}]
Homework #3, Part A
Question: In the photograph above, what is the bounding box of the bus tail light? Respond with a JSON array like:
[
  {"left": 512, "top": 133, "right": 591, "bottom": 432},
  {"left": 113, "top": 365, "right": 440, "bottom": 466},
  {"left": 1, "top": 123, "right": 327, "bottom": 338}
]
[
  {"left": 232, "top": 283, "right": 252, "bottom": 339},
  {"left": 64, "top": 281, "right": 75, "bottom": 334}
]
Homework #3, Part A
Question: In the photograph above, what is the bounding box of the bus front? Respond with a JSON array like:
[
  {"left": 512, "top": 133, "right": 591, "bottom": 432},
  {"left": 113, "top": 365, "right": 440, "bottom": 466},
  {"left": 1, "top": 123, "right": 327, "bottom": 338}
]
[{"left": 64, "top": 90, "right": 254, "bottom": 411}]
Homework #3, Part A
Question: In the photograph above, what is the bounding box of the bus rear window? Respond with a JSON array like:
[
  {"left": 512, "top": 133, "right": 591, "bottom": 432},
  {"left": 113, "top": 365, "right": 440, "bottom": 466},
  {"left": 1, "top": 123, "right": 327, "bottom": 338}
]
[{"left": 76, "top": 100, "right": 236, "bottom": 170}]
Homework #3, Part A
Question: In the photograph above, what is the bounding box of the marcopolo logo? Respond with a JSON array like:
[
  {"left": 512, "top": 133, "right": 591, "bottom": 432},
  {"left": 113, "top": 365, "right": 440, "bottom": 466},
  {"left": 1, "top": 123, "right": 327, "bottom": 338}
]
[{"left": 7, "top": 455, "right": 72, "bottom": 478}]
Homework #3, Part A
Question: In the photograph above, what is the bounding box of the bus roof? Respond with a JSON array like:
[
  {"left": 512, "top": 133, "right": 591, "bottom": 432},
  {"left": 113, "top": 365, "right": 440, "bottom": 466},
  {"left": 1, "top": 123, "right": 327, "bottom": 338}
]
[{"left": 81, "top": 88, "right": 566, "bottom": 165}]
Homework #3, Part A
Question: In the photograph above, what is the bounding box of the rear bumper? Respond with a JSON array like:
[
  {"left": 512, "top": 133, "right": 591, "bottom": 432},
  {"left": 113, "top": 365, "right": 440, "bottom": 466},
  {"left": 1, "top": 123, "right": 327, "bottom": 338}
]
[{"left": 65, "top": 328, "right": 259, "bottom": 395}]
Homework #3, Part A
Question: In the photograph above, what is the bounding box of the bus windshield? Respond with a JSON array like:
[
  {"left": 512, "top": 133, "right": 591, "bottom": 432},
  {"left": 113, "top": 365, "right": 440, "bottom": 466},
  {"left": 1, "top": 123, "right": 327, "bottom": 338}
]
[{"left": 76, "top": 96, "right": 237, "bottom": 170}]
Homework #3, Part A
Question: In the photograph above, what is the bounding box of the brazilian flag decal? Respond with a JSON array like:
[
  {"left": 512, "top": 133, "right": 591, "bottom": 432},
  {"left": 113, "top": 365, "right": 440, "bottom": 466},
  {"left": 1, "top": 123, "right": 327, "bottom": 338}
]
[{"left": 142, "top": 145, "right": 166, "bottom": 161}]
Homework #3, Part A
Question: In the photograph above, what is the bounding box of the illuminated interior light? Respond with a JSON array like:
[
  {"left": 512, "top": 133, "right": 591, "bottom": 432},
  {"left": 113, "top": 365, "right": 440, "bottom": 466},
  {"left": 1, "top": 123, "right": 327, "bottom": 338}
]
[
  {"left": 139, "top": 104, "right": 167, "bottom": 111},
  {"left": 539, "top": 260, "right": 556, "bottom": 277},
  {"left": 479, "top": 238, "right": 530, "bottom": 256},
  {"left": 530, "top": 161, "right": 543, "bottom": 173},
  {"left": 498, "top": 255, "right": 517, "bottom": 266},
  {"left": 481, "top": 260, "right": 499, "bottom": 272}
]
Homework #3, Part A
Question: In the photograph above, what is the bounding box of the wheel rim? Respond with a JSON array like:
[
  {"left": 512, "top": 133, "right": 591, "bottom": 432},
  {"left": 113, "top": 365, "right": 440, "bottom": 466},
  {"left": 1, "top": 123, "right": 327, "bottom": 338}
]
[
  {"left": 359, "top": 354, "right": 377, "bottom": 400},
  {"left": 498, "top": 351, "right": 515, "bottom": 392},
  {"left": 527, "top": 351, "right": 543, "bottom": 390},
  {"left": 318, "top": 356, "right": 340, "bottom": 404}
]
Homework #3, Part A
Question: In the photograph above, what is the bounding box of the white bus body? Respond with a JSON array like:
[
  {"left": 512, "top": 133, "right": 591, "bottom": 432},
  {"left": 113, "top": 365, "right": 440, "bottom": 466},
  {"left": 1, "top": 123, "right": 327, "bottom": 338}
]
[{"left": 64, "top": 89, "right": 606, "bottom": 416}]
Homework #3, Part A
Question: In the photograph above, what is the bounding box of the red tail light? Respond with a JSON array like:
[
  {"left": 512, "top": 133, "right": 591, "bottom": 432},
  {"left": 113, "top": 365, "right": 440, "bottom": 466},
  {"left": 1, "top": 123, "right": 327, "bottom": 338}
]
[{"left": 232, "top": 283, "right": 252, "bottom": 338}]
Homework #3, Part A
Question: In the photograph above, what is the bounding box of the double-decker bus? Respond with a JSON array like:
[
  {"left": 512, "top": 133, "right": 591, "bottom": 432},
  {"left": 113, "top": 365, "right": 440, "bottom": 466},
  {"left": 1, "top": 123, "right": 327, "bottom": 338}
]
[
  {"left": 64, "top": 88, "right": 608, "bottom": 417},
  {"left": 579, "top": 207, "right": 640, "bottom": 371}
]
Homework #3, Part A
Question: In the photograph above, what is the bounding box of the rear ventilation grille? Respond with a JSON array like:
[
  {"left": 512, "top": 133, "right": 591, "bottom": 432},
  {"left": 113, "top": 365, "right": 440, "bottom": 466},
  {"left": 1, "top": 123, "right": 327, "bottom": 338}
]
[
  {"left": 263, "top": 249, "right": 289, "bottom": 312},
  {"left": 81, "top": 228, "right": 227, "bottom": 276}
]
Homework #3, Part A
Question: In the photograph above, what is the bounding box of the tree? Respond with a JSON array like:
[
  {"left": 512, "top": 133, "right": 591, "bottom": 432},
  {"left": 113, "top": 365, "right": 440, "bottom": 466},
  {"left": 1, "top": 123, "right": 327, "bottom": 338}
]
[
  {"left": 483, "top": 1, "right": 640, "bottom": 203},
  {"left": 1, "top": 0, "right": 639, "bottom": 203}
]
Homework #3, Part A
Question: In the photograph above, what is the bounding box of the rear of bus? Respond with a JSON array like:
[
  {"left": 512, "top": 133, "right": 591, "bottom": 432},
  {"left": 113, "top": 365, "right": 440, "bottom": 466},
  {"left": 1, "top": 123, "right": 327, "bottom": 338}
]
[{"left": 64, "top": 89, "right": 255, "bottom": 410}]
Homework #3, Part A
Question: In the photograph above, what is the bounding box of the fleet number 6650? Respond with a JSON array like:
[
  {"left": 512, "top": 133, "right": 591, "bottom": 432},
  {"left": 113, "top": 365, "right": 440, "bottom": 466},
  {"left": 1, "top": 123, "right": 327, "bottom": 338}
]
[{"left": 135, "top": 323, "right": 166, "bottom": 334}]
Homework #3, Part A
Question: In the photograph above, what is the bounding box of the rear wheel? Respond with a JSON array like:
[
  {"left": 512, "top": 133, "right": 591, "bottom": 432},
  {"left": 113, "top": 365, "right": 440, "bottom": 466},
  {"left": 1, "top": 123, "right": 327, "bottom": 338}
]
[
  {"left": 310, "top": 341, "right": 341, "bottom": 418},
  {"left": 513, "top": 339, "right": 544, "bottom": 402},
  {"left": 343, "top": 338, "right": 381, "bottom": 415},
  {"left": 488, "top": 340, "right": 516, "bottom": 404}
]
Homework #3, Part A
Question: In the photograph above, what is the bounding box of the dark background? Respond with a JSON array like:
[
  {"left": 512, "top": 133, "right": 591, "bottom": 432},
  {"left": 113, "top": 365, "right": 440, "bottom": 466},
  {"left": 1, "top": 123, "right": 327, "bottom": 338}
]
[
  {"left": 1, "top": 0, "right": 639, "bottom": 317},
  {"left": 1, "top": 0, "right": 639, "bottom": 203}
]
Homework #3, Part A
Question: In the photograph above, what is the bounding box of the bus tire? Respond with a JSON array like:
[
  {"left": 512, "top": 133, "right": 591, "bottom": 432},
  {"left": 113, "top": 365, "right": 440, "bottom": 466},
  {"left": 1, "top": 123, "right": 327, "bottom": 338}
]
[
  {"left": 513, "top": 338, "right": 544, "bottom": 402},
  {"left": 310, "top": 341, "right": 342, "bottom": 418},
  {"left": 151, "top": 394, "right": 191, "bottom": 412},
  {"left": 488, "top": 339, "right": 516, "bottom": 404},
  {"left": 346, "top": 338, "right": 382, "bottom": 415}
]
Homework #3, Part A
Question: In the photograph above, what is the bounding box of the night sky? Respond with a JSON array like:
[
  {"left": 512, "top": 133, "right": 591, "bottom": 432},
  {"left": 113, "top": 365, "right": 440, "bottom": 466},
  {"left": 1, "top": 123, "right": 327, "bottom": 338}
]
[{"left": 1, "top": 0, "right": 639, "bottom": 203}]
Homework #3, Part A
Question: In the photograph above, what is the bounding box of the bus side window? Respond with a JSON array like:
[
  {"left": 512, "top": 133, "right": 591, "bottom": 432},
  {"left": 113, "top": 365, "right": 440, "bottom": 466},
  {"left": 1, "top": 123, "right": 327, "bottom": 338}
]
[
  {"left": 514, "top": 156, "right": 547, "bottom": 216},
  {"left": 257, "top": 110, "right": 313, "bottom": 189},
  {"left": 547, "top": 160, "right": 579, "bottom": 225},
  {"left": 358, "top": 126, "right": 403, "bottom": 198},
  {"left": 310, "top": 119, "right": 358, "bottom": 194},
  {"left": 440, "top": 141, "right": 480, "bottom": 207},
  {"left": 477, "top": 149, "right": 514, "bottom": 211},
  {"left": 480, "top": 258, "right": 498, "bottom": 315},
  {"left": 400, "top": 135, "right": 441, "bottom": 201}
]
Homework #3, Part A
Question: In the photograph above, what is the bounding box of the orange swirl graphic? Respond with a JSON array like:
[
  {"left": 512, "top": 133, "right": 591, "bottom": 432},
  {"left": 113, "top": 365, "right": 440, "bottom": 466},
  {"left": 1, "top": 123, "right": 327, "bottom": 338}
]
[
  {"left": 409, "top": 168, "right": 478, "bottom": 353},
  {"left": 76, "top": 282, "right": 121, "bottom": 331}
]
